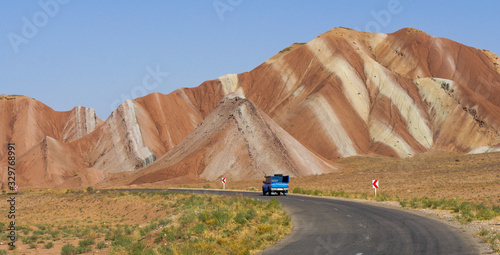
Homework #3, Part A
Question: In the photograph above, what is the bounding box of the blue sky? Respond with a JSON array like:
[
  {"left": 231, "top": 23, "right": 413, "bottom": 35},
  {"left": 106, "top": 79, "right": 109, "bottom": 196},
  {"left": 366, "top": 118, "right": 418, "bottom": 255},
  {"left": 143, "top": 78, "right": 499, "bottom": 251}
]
[{"left": 1, "top": 1, "right": 499, "bottom": 119}]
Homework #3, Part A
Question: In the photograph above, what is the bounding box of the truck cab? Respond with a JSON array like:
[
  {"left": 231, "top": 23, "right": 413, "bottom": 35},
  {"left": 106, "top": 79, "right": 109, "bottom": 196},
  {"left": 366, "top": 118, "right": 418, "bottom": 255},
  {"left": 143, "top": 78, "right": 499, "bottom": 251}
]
[{"left": 262, "top": 174, "right": 289, "bottom": 196}]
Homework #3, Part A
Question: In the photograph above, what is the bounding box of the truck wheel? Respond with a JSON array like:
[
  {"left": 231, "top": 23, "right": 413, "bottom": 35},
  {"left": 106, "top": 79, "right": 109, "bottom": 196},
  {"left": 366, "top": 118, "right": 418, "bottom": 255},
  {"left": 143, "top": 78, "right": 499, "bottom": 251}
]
[
  {"left": 268, "top": 190, "right": 272, "bottom": 196},
  {"left": 262, "top": 188, "right": 266, "bottom": 196},
  {"left": 277, "top": 192, "right": 281, "bottom": 196}
]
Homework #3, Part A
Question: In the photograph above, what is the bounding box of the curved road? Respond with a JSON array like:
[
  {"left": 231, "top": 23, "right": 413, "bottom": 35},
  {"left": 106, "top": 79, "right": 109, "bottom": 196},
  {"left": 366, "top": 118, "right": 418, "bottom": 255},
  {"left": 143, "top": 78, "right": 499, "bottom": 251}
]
[{"left": 154, "top": 189, "right": 479, "bottom": 255}]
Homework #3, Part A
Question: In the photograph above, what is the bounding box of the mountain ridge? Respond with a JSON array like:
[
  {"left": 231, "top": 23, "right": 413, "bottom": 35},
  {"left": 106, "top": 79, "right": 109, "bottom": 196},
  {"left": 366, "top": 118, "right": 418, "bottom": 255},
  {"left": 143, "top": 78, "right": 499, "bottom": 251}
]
[{"left": 2, "top": 27, "right": 500, "bottom": 188}]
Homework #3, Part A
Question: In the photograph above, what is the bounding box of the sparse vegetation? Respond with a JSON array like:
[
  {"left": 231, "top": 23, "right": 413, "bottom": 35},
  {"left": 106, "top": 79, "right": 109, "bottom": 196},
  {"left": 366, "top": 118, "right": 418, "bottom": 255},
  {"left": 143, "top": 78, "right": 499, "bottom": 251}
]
[
  {"left": 398, "top": 197, "right": 500, "bottom": 223},
  {"left": 61, "top": 244, "right": 77, "bottom": 255},
  {"left": 96, "top": 241, "right": 107, "bottom": 249},
  {"left": 478, "top": 228, "right": 500, "bottom": 253},
  {"left": 0, "top": 190, "right": 291, "bottom": 254},
  {"left": 86, "top": 186, "right": 94, "bottom": 193},
  {"left": 279, "top": 46, "right": 292, "bottom": 53},
  {"left": 338, "top": 26, "right": 353, "bottom": 30},
  {"left": 44, "top": 242, "right": 54, "bottom": 249}
]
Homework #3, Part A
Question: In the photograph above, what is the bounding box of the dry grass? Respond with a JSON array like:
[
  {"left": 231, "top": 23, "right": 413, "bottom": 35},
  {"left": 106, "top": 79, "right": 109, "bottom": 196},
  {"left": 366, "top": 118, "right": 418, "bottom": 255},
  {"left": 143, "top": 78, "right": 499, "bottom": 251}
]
[
  {"left": 188, "top": 151, "right": 500, "bottom": 206},
  {"left": 0, "top": 190, "right": 291, "bottom": 254},
  {"left": 478, "top": 228, "right": 500, "bottom": 253}
]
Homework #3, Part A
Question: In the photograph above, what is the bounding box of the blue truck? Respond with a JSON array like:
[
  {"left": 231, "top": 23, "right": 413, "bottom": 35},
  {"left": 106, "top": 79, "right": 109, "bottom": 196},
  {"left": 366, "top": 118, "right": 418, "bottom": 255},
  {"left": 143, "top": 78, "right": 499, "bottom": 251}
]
[{"left": 262, "top": 174, "right": 289, "bottom": 196}]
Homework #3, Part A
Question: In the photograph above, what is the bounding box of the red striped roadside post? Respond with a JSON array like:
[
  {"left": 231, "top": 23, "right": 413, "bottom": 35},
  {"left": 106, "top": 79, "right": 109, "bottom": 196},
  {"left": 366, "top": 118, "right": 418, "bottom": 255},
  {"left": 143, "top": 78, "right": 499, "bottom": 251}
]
[{"left": 372, "top": 180, "right": 379, "bottom": 197}]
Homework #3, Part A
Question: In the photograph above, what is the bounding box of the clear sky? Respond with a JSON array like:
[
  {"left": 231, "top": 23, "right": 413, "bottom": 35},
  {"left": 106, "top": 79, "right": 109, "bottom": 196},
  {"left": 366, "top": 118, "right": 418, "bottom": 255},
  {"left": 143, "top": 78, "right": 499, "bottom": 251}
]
[{"left": 2, "top": 1, "right": 499, "bottom": 119}]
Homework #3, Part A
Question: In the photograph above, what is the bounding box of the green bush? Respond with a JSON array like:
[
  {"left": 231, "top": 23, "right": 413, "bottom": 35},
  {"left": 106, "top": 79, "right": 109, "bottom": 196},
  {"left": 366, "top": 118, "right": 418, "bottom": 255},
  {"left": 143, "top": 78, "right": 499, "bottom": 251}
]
[
  {"left": 192, "top": 223, "right": 206, "bottom": 234},
  {"left": 79, "top": 238, "right": 95, "bottom": 247},
  {"left": 234, "top": 212, "right": 247, "bottom": 224},
  {"left": 61, "top": 244, "right": 76, "bottom": 255},
  {"left": 212, "top": 209, "right": 230, "bottom": 227},
  {"left": 140, "top": 222, "right": 158, "bottom": 236},
  {"left": 178, "top": 213, "right": 195, "bottom": 227},
  {"left": 479, "top": 228, "right": 489, "bottom": 236},
  {"left": 198, "top": 211, "right": 212, "bottom": 223},
  {"left": 96, "top": 241, "right": 107, "bottom": 249},
  {"left": 111, "top": 235, "right": 133, "bottom": 247},
  {"left": 44, "top": 242, "right": 54, "bottom": 249}
]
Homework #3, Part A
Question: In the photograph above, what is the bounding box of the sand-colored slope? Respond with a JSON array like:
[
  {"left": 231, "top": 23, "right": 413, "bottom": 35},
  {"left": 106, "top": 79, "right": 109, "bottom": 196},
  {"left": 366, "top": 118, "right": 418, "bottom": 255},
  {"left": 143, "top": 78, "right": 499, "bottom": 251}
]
[
  {"left": 107, "top": 93, "right": 335, "bottom": 186},
  {"left": 6, "top": 136, "right": 108, "bottom": 188},
  {"left": 0, "top": 95, "right": 102, "bottom": 160}
]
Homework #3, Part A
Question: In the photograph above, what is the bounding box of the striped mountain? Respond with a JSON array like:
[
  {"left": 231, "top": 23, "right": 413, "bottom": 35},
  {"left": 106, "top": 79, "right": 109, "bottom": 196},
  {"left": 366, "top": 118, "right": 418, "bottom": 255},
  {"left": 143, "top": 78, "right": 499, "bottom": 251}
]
[{"left": 1, "top": 27, "right": 500, "bottom": 188}]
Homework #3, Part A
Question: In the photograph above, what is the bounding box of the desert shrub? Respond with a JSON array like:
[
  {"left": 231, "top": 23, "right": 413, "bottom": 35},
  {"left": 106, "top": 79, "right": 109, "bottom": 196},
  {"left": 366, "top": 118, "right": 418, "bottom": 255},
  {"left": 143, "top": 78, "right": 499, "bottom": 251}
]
[
  {"left": 61, "top": 244, "right": 76, "bottom": 255},
  {"left": 292, "top": 187, "right": 304, "bottom": 194},
  {"left": 234, "top": 212, "right": 247, "bottom": 224},
  {"left": 140, "top": 222, "right": 158, "bottom": 236},
  {"left": 96, "top": 241, "right": 107, "bottom": 249},
  {"left": 375, "top": 193, "right": 391, "bottom": 201},
  {"left": 478, "top": 228, "right": 500, "bottom": 253},
  {"left": 281, "top": 214, "right": 291, "bottom": 226},
  {"left": 265, "top": 198, "right": 280, "bottom": 210},
  {"left": 212, "top": 208, "right": 230, "bottom": 227},
  {"left": 257, "top": 224, "right": 272, "bottom": 235},
  {"left": 192, "top": 223, "right": 206, "bottom": 234},
  {"left": 79, "top": 238, "right": 95, "bottom": 247},
  {"left": 198, "top": 211, "right": 212, "bottom": 223},
  {"left": 313, "top": 190, "right": 323, "bottom": 196}
]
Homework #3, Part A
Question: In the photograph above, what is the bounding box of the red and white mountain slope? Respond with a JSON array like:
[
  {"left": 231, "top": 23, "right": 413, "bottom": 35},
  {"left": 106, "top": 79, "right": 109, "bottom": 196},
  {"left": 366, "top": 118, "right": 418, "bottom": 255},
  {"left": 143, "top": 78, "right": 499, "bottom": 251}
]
[
  {"left": 2, "top": 27, "right": 500, "bottom": 188},
  {"left": 105, "top": 92, "right": 335, "bottom": 186},
  {"left": 0, "top": 95, "right": 107, "bottom": 188}
]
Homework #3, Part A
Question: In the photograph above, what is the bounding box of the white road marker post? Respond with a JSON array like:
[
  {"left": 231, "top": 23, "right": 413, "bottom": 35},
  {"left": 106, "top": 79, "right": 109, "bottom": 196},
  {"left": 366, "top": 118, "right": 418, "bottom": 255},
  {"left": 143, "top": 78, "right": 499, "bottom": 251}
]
[
  {"left": 222, "top": 177, "right": 226, "bottom": 190},
  {"left": 372, "top": 179, "right": 379, "bottom": 197}
]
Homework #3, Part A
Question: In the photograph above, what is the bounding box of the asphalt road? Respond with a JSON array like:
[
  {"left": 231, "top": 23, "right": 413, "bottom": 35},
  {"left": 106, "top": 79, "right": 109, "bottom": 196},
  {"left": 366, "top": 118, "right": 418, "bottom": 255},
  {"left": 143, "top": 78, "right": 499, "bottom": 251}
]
[{"left": 147, "top": 189, "right": 479, "bottom": 255}]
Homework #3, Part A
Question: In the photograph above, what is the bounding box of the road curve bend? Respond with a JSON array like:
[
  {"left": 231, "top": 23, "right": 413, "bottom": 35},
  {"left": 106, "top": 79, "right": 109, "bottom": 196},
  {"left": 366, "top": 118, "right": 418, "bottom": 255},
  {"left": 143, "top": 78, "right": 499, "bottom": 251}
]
[{"left": 163, "top": 189, "right": 479, "bottom": 255}]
